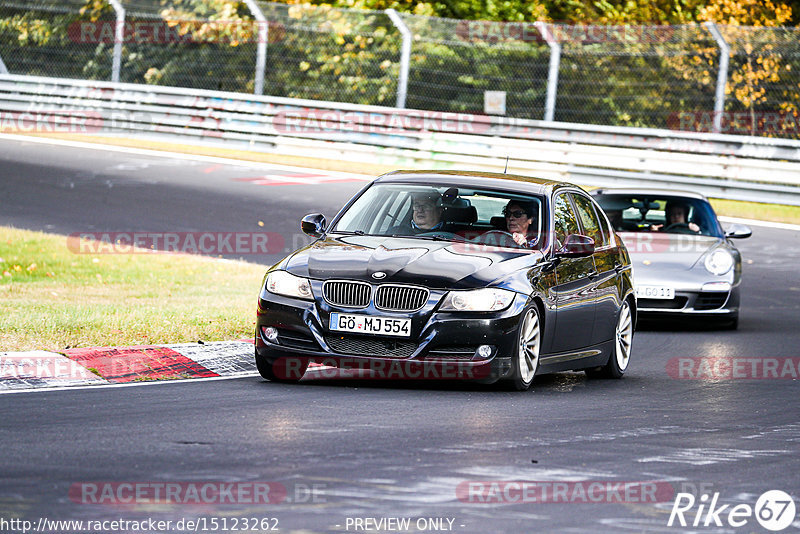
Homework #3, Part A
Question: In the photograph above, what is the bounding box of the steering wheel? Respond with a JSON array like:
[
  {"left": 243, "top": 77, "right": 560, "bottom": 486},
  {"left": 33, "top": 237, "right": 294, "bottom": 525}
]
[
  {"left": 472, "top": 230, "right": 523, "bottom": 248},
  {"left": 662, "top": 222, "right": 696, "bottom": 234}
]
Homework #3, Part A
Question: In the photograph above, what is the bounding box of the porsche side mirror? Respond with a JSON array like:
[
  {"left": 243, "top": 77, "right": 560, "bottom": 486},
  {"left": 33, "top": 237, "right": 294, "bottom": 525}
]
[
  {"left": 725, "top": 223, "right": 751, "bottom": 239},
  {"left": 301, "top": 213, "right": 327, "bottom": 238},
  {"left": 557, "top": 234, "right": 595, "bottom": 257}
]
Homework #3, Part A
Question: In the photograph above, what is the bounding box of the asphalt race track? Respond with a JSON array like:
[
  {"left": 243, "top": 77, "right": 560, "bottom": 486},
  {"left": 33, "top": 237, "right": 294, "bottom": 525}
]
[{"left": 1, "top": 136, "right": 800, "bottom": 533}]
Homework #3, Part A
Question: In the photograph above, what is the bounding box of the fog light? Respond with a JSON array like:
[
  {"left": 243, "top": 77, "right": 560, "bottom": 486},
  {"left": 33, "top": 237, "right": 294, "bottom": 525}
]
[
  {"left": 262, "top": 326, "right": 278, "bottom": 342},
  {"left": 476, "top": 345, "right": 493, "bottom": 359}
]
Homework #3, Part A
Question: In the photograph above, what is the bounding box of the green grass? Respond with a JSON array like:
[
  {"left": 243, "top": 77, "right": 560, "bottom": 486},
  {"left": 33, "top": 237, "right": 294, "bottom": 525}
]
[
  {"left": 0, "top": 226, "right": 266, "bottom": 352},
  {"left": 709, "top": 198, "right": 800, "bottom": 225}
]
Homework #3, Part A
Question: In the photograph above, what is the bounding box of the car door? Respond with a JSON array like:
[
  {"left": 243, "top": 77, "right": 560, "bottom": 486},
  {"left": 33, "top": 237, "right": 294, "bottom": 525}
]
[
  {"left": 571, "top": 192, "right": 620, "bottom": 346},
  {"left": 548, "top": 192, "right": 597, "bottom": 353}
]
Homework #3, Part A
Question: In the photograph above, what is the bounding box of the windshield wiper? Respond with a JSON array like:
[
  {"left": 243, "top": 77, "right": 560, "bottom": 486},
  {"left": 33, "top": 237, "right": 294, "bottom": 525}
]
[
  {"left": 330, "top": 230, "right": 365, "bottom": 236},
  {"left": 400, "top": 233, "right": 467, "bottom": 242}
]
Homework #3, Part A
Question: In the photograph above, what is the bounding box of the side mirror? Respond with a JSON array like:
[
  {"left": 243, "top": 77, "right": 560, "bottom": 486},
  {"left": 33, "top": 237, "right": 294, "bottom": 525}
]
[
  {"left": 301, "top": 213, "right": 327, "bottom": 238},
  {"left": 725, "top": 223, "right": 751, "bottom": 239},
  {"left": 557, "top": 234, "right": 595, "bottom": 257}
]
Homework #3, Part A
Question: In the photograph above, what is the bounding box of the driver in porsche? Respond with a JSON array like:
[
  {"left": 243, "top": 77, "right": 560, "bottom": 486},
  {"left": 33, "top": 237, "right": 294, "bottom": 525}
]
[{"left": 655, "top": 201, "right": 700, "bottom": 233}]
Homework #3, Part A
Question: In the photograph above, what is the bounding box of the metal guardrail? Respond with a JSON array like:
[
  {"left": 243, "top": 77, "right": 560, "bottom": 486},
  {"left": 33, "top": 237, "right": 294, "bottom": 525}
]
[{"left": 1, "top": 74, "right": 800, "bottom": 206}]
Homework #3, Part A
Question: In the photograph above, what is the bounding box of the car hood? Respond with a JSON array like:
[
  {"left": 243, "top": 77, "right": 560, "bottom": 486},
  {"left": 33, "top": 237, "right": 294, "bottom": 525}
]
[
  {"left": 618, "top": 233, "right": 721, "bottom": 271},
  {"left": 283, "top": 235, "right": 543, "bottom": 290}
]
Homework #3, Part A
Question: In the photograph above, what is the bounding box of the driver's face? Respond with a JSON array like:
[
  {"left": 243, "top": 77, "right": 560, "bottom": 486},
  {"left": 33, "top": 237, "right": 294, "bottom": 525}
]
[
  {"left": 667, "top": 206, "right": 688, "bottom": 224},
  {"left": 412, "top": 199, "right": 442, "bottom": 229},
  {"left": 505, "top": 204, "right": 533, "bottom": 235}
]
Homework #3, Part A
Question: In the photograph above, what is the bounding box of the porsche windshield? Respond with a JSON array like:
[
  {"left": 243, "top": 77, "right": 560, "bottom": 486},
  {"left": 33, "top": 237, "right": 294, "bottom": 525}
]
[
  {"left": 332, "top": 183, "right": 545, "bottom": 249},
  {"left": 594, "top": 194, "right": 724, "bottom": 238}
]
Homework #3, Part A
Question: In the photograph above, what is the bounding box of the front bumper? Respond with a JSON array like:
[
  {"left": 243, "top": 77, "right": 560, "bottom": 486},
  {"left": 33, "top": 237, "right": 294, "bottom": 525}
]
[
  {"left": 255, "top": 287, "right": 527, "bottom": 381},
  {"left": 636, "top": 285, "right": 739, "bottom": 317}
]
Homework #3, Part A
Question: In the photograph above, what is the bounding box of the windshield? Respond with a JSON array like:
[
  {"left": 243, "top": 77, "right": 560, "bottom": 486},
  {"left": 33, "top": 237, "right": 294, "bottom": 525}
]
[
  {"left": 332, "top": 183, "right": 545, "bottom": 249},
  {"left": 593, "top": 194, "right": 723, "bottom": 237}
]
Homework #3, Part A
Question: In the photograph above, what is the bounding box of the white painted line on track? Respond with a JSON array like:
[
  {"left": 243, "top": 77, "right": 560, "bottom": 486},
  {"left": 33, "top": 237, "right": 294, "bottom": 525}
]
[
  {"left": 0, "top": 372, "right": 260, "bottom": 395},
  {"left": 0, "top": 133, "right": 373, "bottom": 181},
  {"left": 719, "top": 216, "right": 800, "bottom": 233}
]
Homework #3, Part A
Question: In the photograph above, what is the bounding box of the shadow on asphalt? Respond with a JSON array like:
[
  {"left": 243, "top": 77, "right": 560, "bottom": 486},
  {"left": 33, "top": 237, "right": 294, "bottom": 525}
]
[
  {"left": 635, "top": 317, "right": 737, "bottom": 332},
  {"left": 252, "top": 369, "right": 612, "bottom": 394}
]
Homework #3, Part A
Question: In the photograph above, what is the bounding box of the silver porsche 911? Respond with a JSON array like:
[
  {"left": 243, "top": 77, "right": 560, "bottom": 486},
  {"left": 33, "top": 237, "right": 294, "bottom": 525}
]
[{"left": 591, "top": 188, "right": 751, "bottom": 329}]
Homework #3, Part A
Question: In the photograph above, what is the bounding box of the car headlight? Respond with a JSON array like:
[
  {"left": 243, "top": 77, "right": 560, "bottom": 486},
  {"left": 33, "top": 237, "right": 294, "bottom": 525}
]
[
  {"left": 440, "top": 288, "right": 515, "bottom": 312},
  {"left": 265, "top": 271, "right": 313, "bottom": 300},
  {"left": 704, "top": 249, "right": 734, "bottom": 276}
]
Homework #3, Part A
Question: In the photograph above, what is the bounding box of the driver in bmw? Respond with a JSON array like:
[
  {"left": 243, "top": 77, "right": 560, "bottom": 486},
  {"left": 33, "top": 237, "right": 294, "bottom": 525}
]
[
  {"left": 654, "top": 201, "right": 700, "bottom": 233},
  {"left": 391, "top": 191, "right": 444, "bottom": 235}
]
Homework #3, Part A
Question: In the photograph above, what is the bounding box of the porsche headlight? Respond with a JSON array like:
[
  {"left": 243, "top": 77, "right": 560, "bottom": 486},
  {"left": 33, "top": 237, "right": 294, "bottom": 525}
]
[
  {"left": 440, "top": 288, "right": 515, "bottom": 312},
  {"left": 704, "top": 249, "right": 734, "bottom": 276},
  {"left": 265, "top": 271, "right": 313, "bottom": 300}
]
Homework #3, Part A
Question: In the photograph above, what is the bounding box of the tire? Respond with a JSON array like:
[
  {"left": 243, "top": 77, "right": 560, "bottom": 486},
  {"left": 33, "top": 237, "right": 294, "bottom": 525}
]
[
  {"left": 587, "top": 299, "right": 633, "bottom": 379},
  {"left": 504, "top": 306, "right": 541, "bottom": 391},
  {"left": 255, "top": 350, "right": 308, "bottom": 383},
  {"left": 721, "top": 313, "right": 739, "bottom": 330}
]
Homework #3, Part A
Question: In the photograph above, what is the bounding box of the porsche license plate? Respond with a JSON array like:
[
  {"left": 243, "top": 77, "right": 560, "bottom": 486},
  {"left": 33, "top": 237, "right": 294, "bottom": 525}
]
[
  {"left": 329, "top": 313, "right": 411, "bottom": 337},
  {"left": 636, "top": 285, "right": 675, "bottom": 300}
]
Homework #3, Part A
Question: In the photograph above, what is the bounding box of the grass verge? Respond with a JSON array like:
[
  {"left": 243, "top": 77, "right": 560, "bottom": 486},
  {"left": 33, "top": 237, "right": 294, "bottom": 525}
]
[
  {"left": 709, "top": 198, "right": 800, "bottom": 226},
  {"left": 0, "top": 226, "right": 265, "bottom": 352}
]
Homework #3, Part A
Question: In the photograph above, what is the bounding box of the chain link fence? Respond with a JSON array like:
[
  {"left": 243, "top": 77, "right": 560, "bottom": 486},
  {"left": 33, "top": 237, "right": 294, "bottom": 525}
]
[
  {"left": 1, "top": 0, "right": 799, "bottom": 138},
  {"left": 0, "top": 0, "right": 114, "bottom": 80}
]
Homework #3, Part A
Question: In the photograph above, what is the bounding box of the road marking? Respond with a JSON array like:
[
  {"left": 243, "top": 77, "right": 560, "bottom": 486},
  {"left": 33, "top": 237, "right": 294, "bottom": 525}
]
[
  {"left": 234, "top": 175, "right": 366, "bottom": 186},
  {"left": 0, "top": 373, "right": 258, "bottom": 395}
]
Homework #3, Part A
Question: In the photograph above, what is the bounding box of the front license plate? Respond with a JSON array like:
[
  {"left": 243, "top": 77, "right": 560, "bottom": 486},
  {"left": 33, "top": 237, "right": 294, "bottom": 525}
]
[
  {"left": 636, "top": 285, "right": 675, "bottom": 299},
  {"left": 329, "top": 313, "right": 411, "bottom": 337}
]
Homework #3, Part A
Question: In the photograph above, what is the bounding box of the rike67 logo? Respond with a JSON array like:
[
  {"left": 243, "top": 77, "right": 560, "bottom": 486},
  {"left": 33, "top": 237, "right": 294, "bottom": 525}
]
[{"left": 668, "top": 490, "right": 796, "bottom": 531}]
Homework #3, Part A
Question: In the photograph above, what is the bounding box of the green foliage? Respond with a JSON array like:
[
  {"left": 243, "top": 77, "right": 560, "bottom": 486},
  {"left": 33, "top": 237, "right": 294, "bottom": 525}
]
[{"left": 0, "top": 0, "right": 798, "bottom": 135}]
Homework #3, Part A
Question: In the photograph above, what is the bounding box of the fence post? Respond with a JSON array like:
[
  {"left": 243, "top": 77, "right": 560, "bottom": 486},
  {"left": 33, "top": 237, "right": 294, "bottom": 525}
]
[
  {"left": 0, "top": 52, "right": 8, "bottom": 74},
  {"left": 704, "top": 22, "right": 729, "bottom": 134},
  {"left": 534, "top": 22, "right": 560, "bottom": 122},
  {"left": 108, "top": 0, "right": 125, "bottom": 83},
  {"left": 243, "top": 0, "right": 268, "bottom": 95},
  {"left": 386, "top": 9, "right": 411, "bottom": 109}
]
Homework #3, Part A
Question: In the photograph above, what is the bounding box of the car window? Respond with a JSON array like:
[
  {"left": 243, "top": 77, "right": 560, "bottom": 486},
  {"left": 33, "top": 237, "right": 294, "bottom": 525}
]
[
  {"left": 571, "top": 193, "right": 605, "bottom": 247},
  {"left": 553, "top": 194, "right": 580, "bottom": 249},
  {"left": 592, "top": 194, "right": 723, "bottom": 237},
  {"left": 331, "top": 183, "right": 546, "bottom": 248}
]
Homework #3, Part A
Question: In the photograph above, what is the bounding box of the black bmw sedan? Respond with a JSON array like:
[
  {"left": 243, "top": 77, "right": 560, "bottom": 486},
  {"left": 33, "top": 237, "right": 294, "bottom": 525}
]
[{"left": 255, "top": 171, "right": 635, "bottom": 390}]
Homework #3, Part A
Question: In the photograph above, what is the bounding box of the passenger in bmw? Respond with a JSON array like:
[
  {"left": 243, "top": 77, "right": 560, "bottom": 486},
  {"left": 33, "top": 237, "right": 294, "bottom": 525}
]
[{"left": 390, "top": 191, "right": 444, "bottom": 235}]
